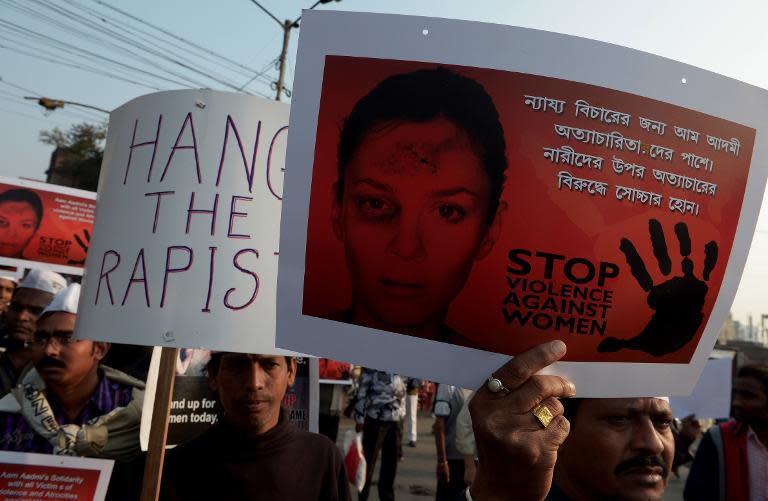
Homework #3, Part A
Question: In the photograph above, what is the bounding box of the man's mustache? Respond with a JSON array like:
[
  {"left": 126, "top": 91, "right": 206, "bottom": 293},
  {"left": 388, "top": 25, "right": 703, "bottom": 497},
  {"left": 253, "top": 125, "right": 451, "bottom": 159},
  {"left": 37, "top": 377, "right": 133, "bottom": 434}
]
[
  {"left": 614, "top": 455, "right": 669, "bottom": 476},
  {"left": 36, "top": 357, "right": 66, "bottom": 370}
]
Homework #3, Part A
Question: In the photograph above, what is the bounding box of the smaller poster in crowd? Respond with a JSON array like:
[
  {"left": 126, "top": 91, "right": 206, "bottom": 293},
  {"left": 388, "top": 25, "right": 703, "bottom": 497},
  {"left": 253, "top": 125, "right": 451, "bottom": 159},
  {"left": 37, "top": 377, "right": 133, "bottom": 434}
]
[
  {"left": 140, "top": 349, "right": 319, "bottom": 450},
  {"left": 276, "top": 11, "right": 768, "bottom": 396},
  {"left": 0, "top": 451, "right": 113, "bottom": 501},
  {"left": 0, "top": 176, "right": 95, "bottom": 276},
  {"left": 319, "top": 358, "right": 353, "bottom": 385}
]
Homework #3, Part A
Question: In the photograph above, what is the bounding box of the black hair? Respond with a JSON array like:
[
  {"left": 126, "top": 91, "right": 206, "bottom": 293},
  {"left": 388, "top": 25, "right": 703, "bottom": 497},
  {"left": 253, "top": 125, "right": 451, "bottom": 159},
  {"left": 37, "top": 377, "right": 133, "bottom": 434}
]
[
  {"left": 336, "top": 66, "right": 508, "bottom": 225},
  {"left": 205, "top": 352, "right": 293, "bottom": 377},
  {"left": 737, "top": 363, "right": 768, "bottom": 397},
  {"left": 0, "top": 189, "right": 43, "bottom": 228}
]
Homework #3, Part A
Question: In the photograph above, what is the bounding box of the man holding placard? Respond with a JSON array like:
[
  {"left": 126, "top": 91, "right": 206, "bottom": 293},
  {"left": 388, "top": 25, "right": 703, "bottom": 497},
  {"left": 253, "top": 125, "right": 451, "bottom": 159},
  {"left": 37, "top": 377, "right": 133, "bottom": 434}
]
[
  {"left": 161, "top": 352, "right": 350, "bottom": 500},
  {"left": 465, "top": 341, "right": 677, "bottom": 501}
]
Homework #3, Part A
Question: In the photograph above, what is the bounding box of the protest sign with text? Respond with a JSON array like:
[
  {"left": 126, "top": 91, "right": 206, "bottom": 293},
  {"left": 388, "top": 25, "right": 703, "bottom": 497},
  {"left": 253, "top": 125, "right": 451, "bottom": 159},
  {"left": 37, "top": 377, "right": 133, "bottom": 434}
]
[
  {"left": 140, "top": 349, "right": 319, "bottom": 450},
  {"left": 0, "top": 451, "right": 113, "bottom": 501},
  {"left": 276, "top": 11, "right": 768, "bottom": 396},
  {"left": 0, "top": 176, "right": 95, "bottom": 276},
  {"left": 76, "top": 90, "right": 289, "bottom": 353}
]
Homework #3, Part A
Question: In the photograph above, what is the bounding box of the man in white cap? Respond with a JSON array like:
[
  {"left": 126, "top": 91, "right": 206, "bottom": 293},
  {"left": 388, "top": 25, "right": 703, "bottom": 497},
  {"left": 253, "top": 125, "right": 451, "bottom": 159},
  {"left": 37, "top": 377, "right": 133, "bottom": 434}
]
[
  {"left": 0, "top": 269, "right": 66, "bottom": 394},
  {"left": 0, "top": 274, "right": 17, "bottom": 316},
  {"left": 0, "top": 283, "right": 145, "bottom": 461},
  {"left": 464, "top": 341, "right": 674, "bottom": 501}
]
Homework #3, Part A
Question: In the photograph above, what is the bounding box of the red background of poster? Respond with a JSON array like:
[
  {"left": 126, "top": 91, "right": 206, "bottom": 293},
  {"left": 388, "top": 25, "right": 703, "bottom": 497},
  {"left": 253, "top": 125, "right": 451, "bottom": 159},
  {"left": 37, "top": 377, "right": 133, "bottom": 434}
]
[
  {"left": 0, "top": 463, "right": 100, "bottom": 500},
  {"left": 319, "top": 358, "right": 352, "bottom": 381},
  {"left": 302, "top": 56, "right": 755, "bottom": 363},
  {"left": 0, "top": 181, "right": 95, "bottom": 268}
]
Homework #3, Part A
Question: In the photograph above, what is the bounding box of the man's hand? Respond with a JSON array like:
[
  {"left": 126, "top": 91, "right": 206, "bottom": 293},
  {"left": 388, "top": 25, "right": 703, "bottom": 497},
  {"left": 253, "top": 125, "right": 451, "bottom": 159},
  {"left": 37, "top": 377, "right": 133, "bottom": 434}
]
[
  {"left": 437, "top": 461, "right": 450, "bottom": 483},
  {"left": 463, "top": 456, "right": 476, "bottom": 487},
  {"left": 469, "top": 340, "right": 575, "bottom": 501}
]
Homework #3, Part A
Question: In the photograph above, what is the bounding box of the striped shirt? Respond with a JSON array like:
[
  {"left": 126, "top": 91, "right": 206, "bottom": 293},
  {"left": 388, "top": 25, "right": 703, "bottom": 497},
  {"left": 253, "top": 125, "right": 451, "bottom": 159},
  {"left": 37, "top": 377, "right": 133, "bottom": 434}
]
[
  {"left": 0, "top": 370, "right": 133, "bottom": 453},
  {"left": 747, "top": 426, "right": 768, "bottom": 501}
]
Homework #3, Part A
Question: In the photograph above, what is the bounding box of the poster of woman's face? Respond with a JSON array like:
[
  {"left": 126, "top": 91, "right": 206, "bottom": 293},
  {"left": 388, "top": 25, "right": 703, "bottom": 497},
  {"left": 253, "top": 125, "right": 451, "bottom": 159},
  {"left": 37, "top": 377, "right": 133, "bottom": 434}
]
[
  {"left": 0, "top": 189, "right": 43, "bottom": 259},
  {"left": 275, "top": 12, "right": 768, "bottom": 396},
  {"left": 300, "top": 56, "right": 754, "bottom": 365},
  {"left": 0, "top": 178, "right": 95, "bottom": 274}
]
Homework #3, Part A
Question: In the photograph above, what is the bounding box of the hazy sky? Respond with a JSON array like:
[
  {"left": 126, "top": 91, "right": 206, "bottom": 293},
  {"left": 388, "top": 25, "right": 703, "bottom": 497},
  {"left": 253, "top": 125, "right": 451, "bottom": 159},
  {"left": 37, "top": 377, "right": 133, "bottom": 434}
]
[{"left": 1, "top": 0, "right": 766, "bottom": 324}]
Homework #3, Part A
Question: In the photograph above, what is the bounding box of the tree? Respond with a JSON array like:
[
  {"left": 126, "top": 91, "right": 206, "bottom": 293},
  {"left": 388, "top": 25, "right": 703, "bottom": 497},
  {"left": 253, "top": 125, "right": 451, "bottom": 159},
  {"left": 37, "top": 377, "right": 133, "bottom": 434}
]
[{"left": 40, "top": 122, "right": 107, "bottom": 191}]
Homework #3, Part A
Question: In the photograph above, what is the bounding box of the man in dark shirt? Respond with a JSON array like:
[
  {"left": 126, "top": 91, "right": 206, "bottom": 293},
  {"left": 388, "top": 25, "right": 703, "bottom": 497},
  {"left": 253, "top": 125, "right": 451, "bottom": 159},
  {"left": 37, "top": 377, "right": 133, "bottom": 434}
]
[{"left": 162, "top": 352, "right": 351, "bottom": 501}]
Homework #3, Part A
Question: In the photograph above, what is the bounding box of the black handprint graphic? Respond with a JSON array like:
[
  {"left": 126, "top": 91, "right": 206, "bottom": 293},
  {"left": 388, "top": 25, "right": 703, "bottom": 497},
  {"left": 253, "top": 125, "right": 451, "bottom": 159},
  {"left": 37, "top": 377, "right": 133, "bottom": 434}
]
[
  {"left": 597, "top": 219, "right": 718, "bottom": 356},
  {"left": 67, "top": 228, "right": 90, "bottom": 265}
]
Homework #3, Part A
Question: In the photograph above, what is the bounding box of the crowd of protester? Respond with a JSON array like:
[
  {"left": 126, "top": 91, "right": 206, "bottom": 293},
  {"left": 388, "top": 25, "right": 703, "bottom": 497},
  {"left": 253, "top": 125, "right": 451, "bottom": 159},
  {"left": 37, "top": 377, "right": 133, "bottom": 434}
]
[{"left": 0, "top": 268, "right": 765, "bottom": 500}]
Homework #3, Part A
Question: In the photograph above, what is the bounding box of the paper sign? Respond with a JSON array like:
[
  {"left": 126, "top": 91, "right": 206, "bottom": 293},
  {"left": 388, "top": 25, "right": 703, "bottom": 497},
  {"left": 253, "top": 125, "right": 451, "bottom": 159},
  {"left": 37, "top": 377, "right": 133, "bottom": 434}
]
[
  {"left": 670, "top": 357, "right": 733, "bottom": 419},
  {"left": 276, "top": 11, "right": 768, "bottom": 396},
  {"left": 76, "top": 90, "right": 291, "bottom": 353},
  {"left": 0, "top": 176, "right": 95, "bottom": 276},
  {"left": 0, "top": 451, "right": 113, "bottom": 501},
  {"left": 140, "top": 349, "right": 319, "bottom": 450}
]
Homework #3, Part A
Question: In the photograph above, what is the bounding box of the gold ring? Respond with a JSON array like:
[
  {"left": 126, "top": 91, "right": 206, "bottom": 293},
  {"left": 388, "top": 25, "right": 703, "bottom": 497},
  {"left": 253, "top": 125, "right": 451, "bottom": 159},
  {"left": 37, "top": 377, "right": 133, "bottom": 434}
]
[{"left": 531, "top": 404, "right": 554, "bottom": 428}]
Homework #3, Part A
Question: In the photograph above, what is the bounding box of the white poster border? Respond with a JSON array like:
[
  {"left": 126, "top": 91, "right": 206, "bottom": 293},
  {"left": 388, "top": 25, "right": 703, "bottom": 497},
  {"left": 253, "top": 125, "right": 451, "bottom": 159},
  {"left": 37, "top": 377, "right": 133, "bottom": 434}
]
[{"left": 276, "top": 11, "right": 768, "bottom": 397}]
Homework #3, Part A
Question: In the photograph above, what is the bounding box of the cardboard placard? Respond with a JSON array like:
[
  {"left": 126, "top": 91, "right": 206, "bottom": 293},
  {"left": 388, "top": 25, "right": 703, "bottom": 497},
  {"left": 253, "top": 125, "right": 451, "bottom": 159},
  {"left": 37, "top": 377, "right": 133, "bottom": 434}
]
[
  {"left": 0, "top": 451, "right": 113, "bottom": 501},
  {"left": 140, "top": 349, "right": 319, "bottom": 450},
  {"left": 76, "top": 90, "right": 292, "bottom": 353},
  {"left": 276, "top": 12, "right": 768, "bottom": 396},
  {"left": 0, "top": 176, "right": 95, "bottom": 276}
]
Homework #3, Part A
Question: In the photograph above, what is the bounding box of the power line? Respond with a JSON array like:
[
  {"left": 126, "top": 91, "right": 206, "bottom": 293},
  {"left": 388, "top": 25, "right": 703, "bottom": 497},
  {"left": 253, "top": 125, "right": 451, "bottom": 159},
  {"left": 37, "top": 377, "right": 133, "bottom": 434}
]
[{"left": 26, "top": 0, "right": 252, "bottom": 92}]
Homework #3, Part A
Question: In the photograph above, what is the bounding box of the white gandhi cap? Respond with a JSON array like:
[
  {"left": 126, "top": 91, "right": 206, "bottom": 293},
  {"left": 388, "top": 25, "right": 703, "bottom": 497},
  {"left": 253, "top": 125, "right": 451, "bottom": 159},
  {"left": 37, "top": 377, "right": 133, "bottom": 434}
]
[
  {"left": 18, "top": 269, "right": 66, "bottom": 295},
  {"left": 41, "top": 283, "right": 80, "bottom": 317}
]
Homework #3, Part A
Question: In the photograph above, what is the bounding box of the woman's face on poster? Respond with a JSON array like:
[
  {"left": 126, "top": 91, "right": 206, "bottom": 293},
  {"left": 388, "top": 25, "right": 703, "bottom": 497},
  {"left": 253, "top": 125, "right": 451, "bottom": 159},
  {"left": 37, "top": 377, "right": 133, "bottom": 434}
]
[
  {"left": 0, "top": 200, "right": 39, "bottom": 258},
  {"left": 333, "top": 118, "right": 499, "bottom": 329}
]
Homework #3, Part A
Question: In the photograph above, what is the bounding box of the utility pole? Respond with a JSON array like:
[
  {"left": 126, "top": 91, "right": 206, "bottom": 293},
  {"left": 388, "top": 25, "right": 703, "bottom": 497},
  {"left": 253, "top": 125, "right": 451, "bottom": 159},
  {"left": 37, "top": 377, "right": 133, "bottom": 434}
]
[
  {"left": 248, "top": 0, "right": 342, "bottom": 101},
  {"left": 276, "top": 19, "right": 293, "bottom": 101}
]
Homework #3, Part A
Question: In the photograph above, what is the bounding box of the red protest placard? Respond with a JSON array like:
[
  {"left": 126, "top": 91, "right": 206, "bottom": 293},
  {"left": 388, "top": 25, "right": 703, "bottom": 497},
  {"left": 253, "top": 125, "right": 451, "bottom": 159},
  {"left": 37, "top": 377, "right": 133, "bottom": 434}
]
[
  {"left": 301, "top": 56, "right": 754, "bottom": 365},
  {"left": 0, "top": 177, "right": 95, "bottom": 274},
  {"left": 0, "top": 452, "right": 112, "bottom": 501}
]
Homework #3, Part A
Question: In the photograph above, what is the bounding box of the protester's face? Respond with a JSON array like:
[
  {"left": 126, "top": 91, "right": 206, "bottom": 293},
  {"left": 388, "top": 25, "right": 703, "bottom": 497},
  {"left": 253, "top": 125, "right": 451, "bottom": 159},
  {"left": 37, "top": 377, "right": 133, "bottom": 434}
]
[
  {"left": 555, "top": 398, "right": 674, "bottom": 501},
  {"left": 333, "top": 118, "right": 501, "bottom": 330},
  {"left": 5, "top": 287, "right": 53, "bottom": 343},
  {"left": 209, "top": 354, "right": 296, "bottom": 436},
  {"left": 732, "top": 376, "right": 768, "bottom": 425},
  {"left": 0, "top": 279, "right": 16, "bottom": 313},
  {"left": 33, "top": 312, "right": 107, "bottom": 388},
  {"left": 0, "top": 201, "right": 39, "bottom": 258}
]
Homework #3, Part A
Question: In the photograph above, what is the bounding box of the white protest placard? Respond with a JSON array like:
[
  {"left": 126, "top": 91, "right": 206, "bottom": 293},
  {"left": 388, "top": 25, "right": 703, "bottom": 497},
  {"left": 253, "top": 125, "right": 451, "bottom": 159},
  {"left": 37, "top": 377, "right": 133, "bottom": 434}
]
[
  {"left": 670, "top": 356, "right": 734, "bottom": 419},
  {"left": 76, "top": 90, "right": 292, "bottom": 354},
  {"left": 276, "top": 11, "right": 768, "bottom": 396},
  {"left": 0, "top": 451, "right": 113, "bottom": 501}
]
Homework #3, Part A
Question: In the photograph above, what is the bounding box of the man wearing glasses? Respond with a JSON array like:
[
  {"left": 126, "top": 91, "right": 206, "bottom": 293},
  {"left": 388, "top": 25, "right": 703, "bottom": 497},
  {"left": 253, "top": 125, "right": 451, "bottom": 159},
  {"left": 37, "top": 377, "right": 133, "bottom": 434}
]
[
  {"left": 0, "top": 269, "right": 65, "bottom": 395},
  {"left": 0, "top": 283, "right": 145, "bottom": 463}
]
